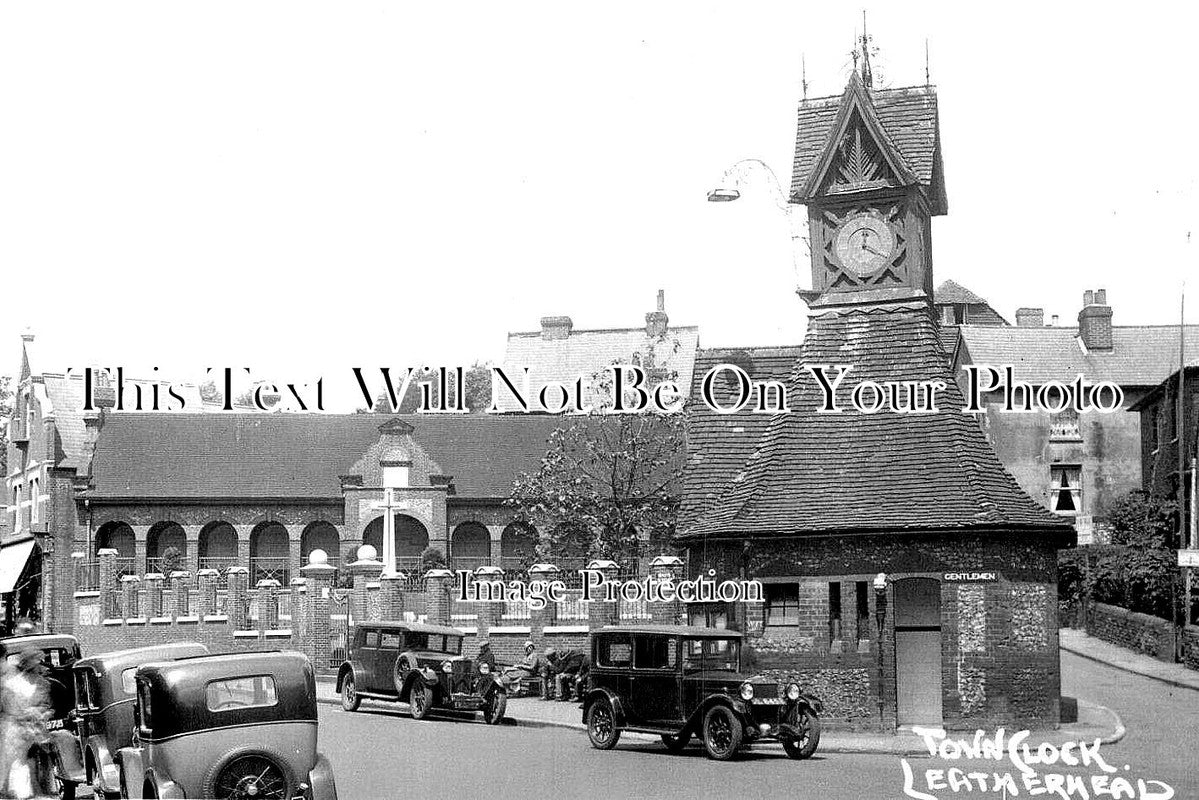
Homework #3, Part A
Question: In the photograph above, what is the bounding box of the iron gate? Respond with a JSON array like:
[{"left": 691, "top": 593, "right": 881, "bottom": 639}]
[{"left": 329, "top": 588, "right": 352, "bottom": 669}]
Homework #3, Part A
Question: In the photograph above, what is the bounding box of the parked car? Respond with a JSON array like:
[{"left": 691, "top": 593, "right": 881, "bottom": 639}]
[
  {"left": 0, "top": 633, "right": 82, "bottom": 731},
  {"left": 582, "top": 624, "right": 823, "bottom": 761},
  {"left": 50, "top": 641, "right": 209, "bottom": 800},
  {"left": 116, "top": 650, "right": 337, "bottom": 800},
  {"left": 336, "top": 620, "right": 506, "bottom": 724}
]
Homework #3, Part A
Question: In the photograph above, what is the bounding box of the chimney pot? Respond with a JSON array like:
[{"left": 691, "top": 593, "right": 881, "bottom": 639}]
[
  {"left": 1078, "top": 289, "right": 1113, "bottom": 350},
  {"left": 1083, "top": 290, "right": 1094, "bottom": 306},
  {"left": 645, "top": 290, "right": 669, "bottom": 338},
  {"left": 657, "top": 289, "right": 665, "bottom": 313},
  {"left": 1050, "top": 314, "right": 1059, "bottom": 326},
  {"left": 540, "top": 316, "right": 573, "bottom": 341},
  {"left": 1095, "top": 288, "right": 1107, "bottom": 305},
  {"left": 1015, "top": 307, "right": 1045, "bottom": 328}
]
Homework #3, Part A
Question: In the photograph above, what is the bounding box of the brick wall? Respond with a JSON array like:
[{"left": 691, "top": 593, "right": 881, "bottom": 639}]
[
  {"left": 1181, "top": 627, "right": 1199, "bottom": 671},
  {"left": 1085, "top": 601, "right": 1176, "bottom": 662}
]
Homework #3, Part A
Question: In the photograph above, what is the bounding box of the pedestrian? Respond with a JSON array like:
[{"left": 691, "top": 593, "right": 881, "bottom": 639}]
[
  {"left": 475, "top": 639, "right": 497, "bottom": 671},
  {"left": 543, "top": 648, "right": 586, "bottom": 701},
  {"left": 1, "top": 649, "right": 52, "bottom": 799}
]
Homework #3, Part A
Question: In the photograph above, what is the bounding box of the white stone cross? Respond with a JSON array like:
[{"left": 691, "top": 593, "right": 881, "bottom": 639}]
[{"left": 369, "top": 488, "right": 405, "bottom": 576}]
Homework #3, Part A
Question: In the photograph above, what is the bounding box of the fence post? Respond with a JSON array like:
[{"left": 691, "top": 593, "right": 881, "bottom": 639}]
[
  {"left": 98, "top": 548, "right": 120, "bottom": 619},
  {"left": 380, "top": 572, "right": 406, "bottom": 621},
  {"left": 197, "top": 569, "right": 219, "bottom": 617},
  {"left": 257, "top": 579, "right": 281, "bottom": 630},
  {"left": 144, "top": 573, "right": 165, "bottom": 619},
  {"left": 227, "top": 566, "right": 250, "bottom": 628},
  {"left": 349, "top": 546, "right": 384, "bottom": 623},
  {"left": 473, "top": 566, "right": 503, "bottom": 636},
  {"left": 529, "top": 563, "right": 560, "bottom": 630},
  {"left": 169, "top": 571, "right": 191, "bottom": 618},
  {"left": 291, "top": 577, "right": 307, "bottom": 639},
  {"left": 586, "top": 559, "right": 620, "bottom": 631},
  {"left": 425, "top": 569, "right": 455, "bottom": 626},
  {"left": 301, "top": 551, "right": 337, "bottom": 673},
  {"left": 121, "top": 575, "right": 141, "bottom": 619},
  {"left": 649, "top": 555, "right": 685, "bottom": 625}
]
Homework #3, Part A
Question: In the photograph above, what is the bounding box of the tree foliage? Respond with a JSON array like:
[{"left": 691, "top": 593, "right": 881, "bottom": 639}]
[
  {"left": 372, "top": 362, "right": 493, "bottom": 414},
  {"left": 507, "top": 413, "right": 686, "bottom": 565},
  {"left": 1058, "top": 491, "right": 1180, "bottom": 620}
]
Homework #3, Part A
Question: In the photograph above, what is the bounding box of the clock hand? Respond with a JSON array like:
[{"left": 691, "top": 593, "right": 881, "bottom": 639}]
[{"left": 862, "top": 243, "right": 886, "bottom": 257}]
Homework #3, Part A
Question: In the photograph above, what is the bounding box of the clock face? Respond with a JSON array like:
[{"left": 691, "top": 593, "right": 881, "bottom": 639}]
[{"left": 833, "top": 213, "right": 896, "bottom": 276}]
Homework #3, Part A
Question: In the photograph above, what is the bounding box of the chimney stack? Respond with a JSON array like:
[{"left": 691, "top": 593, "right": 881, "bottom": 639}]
[
  {"left": 1077, "top": 288, "right": 1113, "bottom": 350},
  {"left": 1015, "top": 307, "right": 1044, "bottom": 328},
  {"left": 645, "top": 289, "right": 669, "bottom": 338},
  {"left": 540, "top": 316, "right": 573, "bottom": 341},
  {"left": 1050, "top": 314, "right": 1059, "bottom": 327}
]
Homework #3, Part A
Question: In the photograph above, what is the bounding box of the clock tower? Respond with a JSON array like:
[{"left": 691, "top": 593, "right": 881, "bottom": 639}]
[{"left": 790, "top": 68, "right": 946, "bottom": 309}]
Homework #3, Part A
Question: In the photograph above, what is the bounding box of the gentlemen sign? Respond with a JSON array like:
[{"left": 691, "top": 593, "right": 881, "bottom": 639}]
[
  {"left": 1178, "top": 550, "right": 1199, "bottom": 568},
  {"left": 943, "top": 572, "right": 999, "bottom": 582}
]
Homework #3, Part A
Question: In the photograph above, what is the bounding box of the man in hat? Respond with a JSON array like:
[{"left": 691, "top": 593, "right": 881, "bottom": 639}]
[
  {"left": 501, "top": 641, "right": 543, "bottom": 696},
  {"left": 543, "top": 647, "right": 588, "bottom": 701}
]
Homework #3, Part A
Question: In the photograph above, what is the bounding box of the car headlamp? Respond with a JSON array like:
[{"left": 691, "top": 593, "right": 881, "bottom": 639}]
[
  {"left": 478, "top": 663, "right": 490, "bottom": 674},
  {"left": 786, "top": 683, "right": 801, "bottom": 701},
  {"left": 441, "top": 660, "right": 453, "bottom": 673},
  {"left": 739, "top": 682, "right": 754, "bottom": 701}
]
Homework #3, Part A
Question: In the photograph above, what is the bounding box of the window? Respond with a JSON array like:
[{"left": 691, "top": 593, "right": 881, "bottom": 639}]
[
  {"left": 687, "top": 603, "right": 730, "bottom": 629},
  {"left": 765, "top": 583, "right": 799, "bottom": 627},
  {"left": 383, "top": 466, "right": 409, "bottom": 488},
  {"left": 205, "top": 675, "right": 278, "bottom": 711},
  {"left": 404, "top": 632, "right": 428, "bottom": 651},
  {"left": 682, "top": 638, "right": 740, "bottom": 673},
  {"left": 380, "top": 632, "right": 401, "bottom": 650},
  {"left": 633, "top": 636, "right": 676, "bottom": 670},
  {"left": 29, "top": 479, "right": 38, "bottom": 525},
  {"left": 855, "top": 581, "right": 870, "bottom": 641},
  {"left": 1049, "top": 466, "right": 1082, "bottom": 515},
  {"left": 1049, "top": 409, "right": 1081, "bottom": 442},
  {"left": 121, "top": 667, "right": 138, "bottom": 696},
  {"left": 828, "top": 582, "right": 842, "bottom": 641},
  {"left": 597, "top": 634, "right": 632, "bottom": 668},
  {"left": 364, "top": 631, "right": 380, "bottom": 648},
  {"left": 941, "top": 304, "right": 968, "bottom": 325},
  {"left": 12, "top": 485, "right": 20, "bottom": 532}
]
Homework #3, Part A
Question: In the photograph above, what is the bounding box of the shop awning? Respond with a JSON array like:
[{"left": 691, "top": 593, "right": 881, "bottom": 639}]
[{"left": 0, "top": 539, "right": 37, "bottom": 594}]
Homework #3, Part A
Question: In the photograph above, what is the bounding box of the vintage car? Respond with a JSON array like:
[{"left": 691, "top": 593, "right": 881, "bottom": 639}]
[
  {"left": 336, "top": 620, "right": 506, "bottom": 724},
  {"left": 582, "top": 625, "right": 823, "bottom": 761},
  {"left": 0, "top": 632, "right": 82, "bottom": 732},
  {"left": 116, "top": 650, "right": 337, "bottom": 800},
  {"left": 50, "top": 641, "right": 209, "bottom": 800}
]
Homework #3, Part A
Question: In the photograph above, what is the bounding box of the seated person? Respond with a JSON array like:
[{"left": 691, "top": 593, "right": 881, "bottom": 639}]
[
  {"left": 501, "top": 641, "right": 543, "bottom": 693},
  {"left": 543, "top": 648, "right": 587, "bottom": 701}
]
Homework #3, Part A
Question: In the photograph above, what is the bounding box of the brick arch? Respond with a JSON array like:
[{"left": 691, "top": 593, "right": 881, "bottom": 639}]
[
  {"left": 500, "top": 522, "right": 537, "bottom": 569},
  {"left": 362, "top": 514, "right": 429, "bottom": 568},
  {"left": 198, "top": 521, "right": 238, "bottom": 571},
  {"left": 147, "top": 521, "right": 186, "bottom": 573},
  {"left": 301, "top": 521, "right": 341, "bottom": 567},
  {"left": 450, "top": 522, "right": 490, "bottom": 569},
  {"left": 95, "top": 521, "right": 135, "bottom": 560},
  {"left": 250, "top": 521, "right": 290, "bottom": 584}
]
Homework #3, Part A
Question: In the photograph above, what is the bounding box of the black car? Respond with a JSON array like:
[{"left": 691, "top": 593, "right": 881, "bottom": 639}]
[
  {"left": 0, "top": 633, "right": 82, "bottom": 732},
  {"left": 336, "top": 621, "right": 506, "bottom": 724},
  {"left": 582, "top": 625, "right": 823, "bottom": 761}
]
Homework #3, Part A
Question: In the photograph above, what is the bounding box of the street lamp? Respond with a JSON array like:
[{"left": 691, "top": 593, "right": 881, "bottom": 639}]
[
  {"left": 706, "top": 158, "right": 809, "bottom": 288},
  {"left": 873, "top": 572, "right": 889, "bottom": 726}
]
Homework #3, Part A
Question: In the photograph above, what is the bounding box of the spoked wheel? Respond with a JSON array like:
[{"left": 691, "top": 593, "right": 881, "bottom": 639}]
[
  {"left": 782, "top": 708, "right": 822, "bottom": 760},
  {"left": 660, "top": 732, "right": 690, "bottom": 753},
  {"left": 585, "top": 699, "right": 621, "bottom": 750},
  {"left": 211, "top": 755, "right": 289, "bottom": 799},
  {"left": 409, "top": 683, "right": 434, "bottom": 720},
  {"left": 483, "top": 691, "right": 507, "bottom": 725},
  {"left": 58, "top": 779, "right": 76, "bottom": 800},
  {"left": 341, "top": 675, "right": 361, "bottom": 712},
  {"left": 702, "top": 705, "right": 743, "bottom": 761}
]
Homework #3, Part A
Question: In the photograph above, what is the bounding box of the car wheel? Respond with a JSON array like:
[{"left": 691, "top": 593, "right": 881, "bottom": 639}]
[
  {"left": 585, "top": 699, "right": 621, "bottom": 750},
  {"left": 57, "top": 778, "right": 76, "bottom": 800},
  {"left": 341, "top": 674, "right": 361, "bottom": 712},
  {"left": 409, "top": 683, "right": 434, "bottom": 720},
  {"left": 483, "top": 691, "right": 507, "bottom": 725},
  {"left": 203, "top": 749, "right": 294, "bottom": 800},
  {"left": 702, "top": 705, "right": 743, "bottom": 761},
  {"left": 660, "top": 732, "right": 690, "bottom": 753},
  {"left": 90, "top": 779, "right": 117, "bottom": 800},
  {"left": 782, "top": 709, "right": 822, "bottom": 760}
]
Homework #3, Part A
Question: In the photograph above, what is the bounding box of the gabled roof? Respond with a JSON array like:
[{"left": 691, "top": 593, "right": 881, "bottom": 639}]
[
  {"left": 955, "top": 325, "right": 1199, "bottom": 387},
  {"left": 88, "top": 413, "right": 564, "bottom": 500},
  {"left": 680, "top": 306, "right": 1071, "bottom": 540},
  {"left": 934, "top": 279, "right": 987, "bottom": 305},
  {"left": 791, "top": 76, "right": 945, "bottom": 214},
  {"left": 681, "top": 346, "right": 800, "bottom": 527}
]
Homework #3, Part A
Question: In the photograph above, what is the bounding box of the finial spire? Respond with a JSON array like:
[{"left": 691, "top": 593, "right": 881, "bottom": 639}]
[
  {"left": 801, "top": 54, "right": 808, "bottom": 101},
  {"left": 859, "top": 11, "right": 873, "bottom": 88},
  {"left": 925, "top": 38, "right": 930, "bottom": 85}
]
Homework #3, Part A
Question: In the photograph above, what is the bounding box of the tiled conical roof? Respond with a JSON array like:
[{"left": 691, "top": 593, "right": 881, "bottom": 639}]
[{"left": 680, "top": 302, "right": 1073, "bottom": 541}]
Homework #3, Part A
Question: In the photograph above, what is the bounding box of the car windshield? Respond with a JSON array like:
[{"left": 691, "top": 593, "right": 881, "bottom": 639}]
[
  {"left": 444, "top": 636, "right": 462, "bottom": 655},
  {"left": 682, "top": 638, "right": 740, "bottom": 673}
]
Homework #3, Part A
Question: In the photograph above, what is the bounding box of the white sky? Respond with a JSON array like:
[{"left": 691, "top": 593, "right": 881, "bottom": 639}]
[{"left": 2, "top": 2, "right": 1196, "bottom": 411}]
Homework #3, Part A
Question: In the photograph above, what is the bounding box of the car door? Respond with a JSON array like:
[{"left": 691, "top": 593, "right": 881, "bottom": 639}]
[
  {"left": 379, "top": 631, "right": 403, "bottom": 692},
  {"left": 628, "top": 635, "right": 682, "bottom": 726},
  {"left": 358, "top": 629, "right": 380, "bottom": 692},
  {"left": 592, "top": 632, "right": 631, "bottom": 713}
]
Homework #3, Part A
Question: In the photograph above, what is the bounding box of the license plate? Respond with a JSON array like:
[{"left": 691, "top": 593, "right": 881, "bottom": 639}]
[{"left": 46, "top": 719, "right": 63, "bottom": 731}]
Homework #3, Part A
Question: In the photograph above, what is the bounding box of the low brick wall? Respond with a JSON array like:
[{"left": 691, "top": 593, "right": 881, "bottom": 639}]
[
  {"left": 1182, "top": 626, "right": 1199, "bottom": 671},
  {"left": 1085, "top": 602, "right": 1176, "bottom": 662}
]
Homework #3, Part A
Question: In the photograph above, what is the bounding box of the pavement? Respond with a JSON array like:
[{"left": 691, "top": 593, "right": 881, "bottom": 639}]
[{"left": 315, "top": 633, "right": 1149, "bottom": 755}]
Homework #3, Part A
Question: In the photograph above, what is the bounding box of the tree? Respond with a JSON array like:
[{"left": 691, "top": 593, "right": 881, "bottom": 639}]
[
  {"left": 372, "top": 362, "right": 494, "bottom": 414},
  {"left": 0, "top": 375, "right": 11, "bottom": 475},
  {"left": 507, "top": 412, "right": 686, "bottom": 565}
]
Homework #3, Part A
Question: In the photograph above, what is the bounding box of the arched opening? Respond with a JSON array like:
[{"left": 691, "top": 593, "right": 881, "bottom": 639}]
[
  {"left": 500, "top": 522, "right": 537, "bottom": 571},
  {"left": 95, "top": 521, "right": 137, "bottom": 577},
  {"left": 893, "top": 577, "right": 943, "bottom": 726},
  {"left": 362, "top": 514, "right": 429, "bottom": 572},
  {"left": 450, "top": 522, "right": 491, "bottom": 572},
  {"left": 300, "top": 521, "right": 341, "bottom": 569},
  {"left": 146, "top": 521, "right": 186, "bottom": 575},
  {"left": 198, "top": 522, "right": 238, "bottom": 573},
  {"left": 250, "top": 522, "right": 290, "bottom": 585}
]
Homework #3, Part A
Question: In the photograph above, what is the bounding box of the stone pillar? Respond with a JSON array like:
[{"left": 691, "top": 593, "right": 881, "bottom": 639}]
[
  {"left": 649, "top": 555, "right": 684, "bottom": 626},
  {"left": 380, "top": 573, "right": 406, "bottom": 621},
  {"left": 474, "top": 566, "right": 504, "bottom": 635},
  {"left": 286, "top": 526, "right": 304, "bottom": 578},
  {"left": 291, "top": 578, "right": 307, "bottom": 638},
  {"left": 183, "top": 526, "right": 202, "bottom": 575},
  {"left": 348, "top": 546, "right": 384, "bottom": 624},
  {"left": 98, "top": 548, "right": 120, "bottom": 619},
  {"left": 365, "top": 582, "right": 381, "bottom": 621},
  {"left": 529, "top": 563, "right": 560, "bottom": 629},
  {"left": 121, "top": 575, "right": 141, "bottom": 619},
  {"left": 487, "top": 524, "right": 505, "bottom": 565},
  {"left": 235, "top": 525, "right": 253, "bottom": 571},
  {"left": 425, "top": 568, "right": 455, "bottom": 626},
  {"left": 227, "top": 566, "right": 250, "bottom": 628},
  {"left": 257, "top": 579, "right": 281, "bottom": 629},
  {"left": 197, "top": 569, "right": 220, "bottom": 617},
  {"left": 301, "top": 551, "right": 337, "bottom": 673},
  {"left": 131, "top": 526, "right": 150, "bottom": 573},
  {"left": 144, "top": 573, "right": 165, "bottom": 619},
  {"left": 586, "top": 559, "right": 620, "bottom": 631},
  {"left": 169, "top": 571, "right": 191, "bottom": 617}
]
